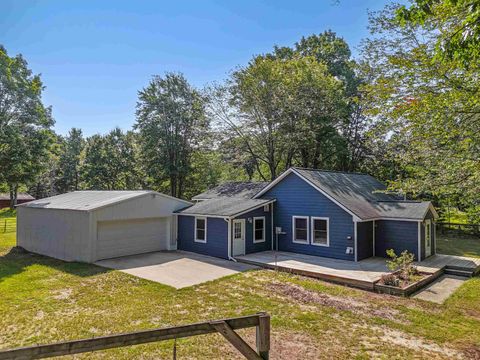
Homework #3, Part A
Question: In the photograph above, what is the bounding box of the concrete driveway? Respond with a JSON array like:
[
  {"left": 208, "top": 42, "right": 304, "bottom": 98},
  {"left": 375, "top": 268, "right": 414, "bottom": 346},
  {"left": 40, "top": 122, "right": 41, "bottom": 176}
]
[{"left": 95, "top": 251, "right": 256, "bottom": 289}]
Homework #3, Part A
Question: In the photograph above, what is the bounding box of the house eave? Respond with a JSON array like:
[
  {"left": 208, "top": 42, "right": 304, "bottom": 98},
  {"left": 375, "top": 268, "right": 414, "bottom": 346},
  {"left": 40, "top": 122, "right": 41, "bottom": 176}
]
[{"left": 177, "top": 199, "right": 276, "bottom": 219}]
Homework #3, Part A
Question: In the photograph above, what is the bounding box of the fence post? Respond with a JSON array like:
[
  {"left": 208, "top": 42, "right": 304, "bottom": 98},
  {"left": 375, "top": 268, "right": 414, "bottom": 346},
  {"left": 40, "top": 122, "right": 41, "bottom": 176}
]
[{"left": 256, "top": 313, "right": 270, "bottom": 360}]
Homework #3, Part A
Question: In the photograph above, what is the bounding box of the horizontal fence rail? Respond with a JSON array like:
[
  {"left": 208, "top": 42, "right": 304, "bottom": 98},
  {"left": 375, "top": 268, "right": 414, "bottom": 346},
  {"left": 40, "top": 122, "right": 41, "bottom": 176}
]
[{"left": 0, "top": 313, "right": 270, "bottom": 360}]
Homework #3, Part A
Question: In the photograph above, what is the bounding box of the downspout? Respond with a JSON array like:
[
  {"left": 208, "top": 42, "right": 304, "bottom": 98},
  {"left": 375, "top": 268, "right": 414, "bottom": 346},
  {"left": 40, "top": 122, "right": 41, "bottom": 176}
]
[
  {"left": 270, "top": 202, "right": 274, "bottom": 251},
  {"left": 354, "top": 220, "right": 358, "bottom": 262},
  {"left": 417, "top": 221, "right": 422, "bottom": 261},
  {"left": 372, "top": 220, "right": 376, "bottom": 257},
  {"left": 225, "top": 217, "right": 237, "bottom": 262}
]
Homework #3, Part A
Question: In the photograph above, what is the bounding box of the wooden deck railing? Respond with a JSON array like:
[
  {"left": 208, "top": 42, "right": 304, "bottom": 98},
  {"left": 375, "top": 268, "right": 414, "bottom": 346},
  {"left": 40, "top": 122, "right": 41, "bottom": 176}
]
[{"left": 0, "top": 313, "right": 270, "bottom": 360}]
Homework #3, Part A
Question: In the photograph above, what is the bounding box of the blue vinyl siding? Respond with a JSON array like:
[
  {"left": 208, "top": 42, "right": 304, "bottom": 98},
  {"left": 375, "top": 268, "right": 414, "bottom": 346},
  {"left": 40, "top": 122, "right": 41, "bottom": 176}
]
[
  {"left": 375, "top": 220, "right": 419, "bottom": 260},
  {"left": 177, "top": 215, "right": 228, "bottom": 259},
  {"left": 357, "top": 221, "right": 374, "bottom": 260},
  {"left": 261, "top": 172, "right": 355, "bottom": 260},
  {"left": 233, "top": 206, "right": 272, "bottom": 254}
]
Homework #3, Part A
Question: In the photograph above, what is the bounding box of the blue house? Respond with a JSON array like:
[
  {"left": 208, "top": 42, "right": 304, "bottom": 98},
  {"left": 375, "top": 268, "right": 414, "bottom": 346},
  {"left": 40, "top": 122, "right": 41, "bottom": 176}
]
[{"left": 176, "top": 167, "right": 438, "bottom": 262}]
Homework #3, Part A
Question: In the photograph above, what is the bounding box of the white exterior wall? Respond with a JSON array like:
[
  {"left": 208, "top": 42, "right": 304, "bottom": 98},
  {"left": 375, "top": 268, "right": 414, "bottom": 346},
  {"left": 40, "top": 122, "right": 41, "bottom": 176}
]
[
  {"left": 17, "top": 207, "right": 91, "bottom": 262},
  {"left": 17, "top": 192, "right": 190, "bottom": 263},
  {"left": 90, "top": 193, "right": 188, "bottom": 260}
]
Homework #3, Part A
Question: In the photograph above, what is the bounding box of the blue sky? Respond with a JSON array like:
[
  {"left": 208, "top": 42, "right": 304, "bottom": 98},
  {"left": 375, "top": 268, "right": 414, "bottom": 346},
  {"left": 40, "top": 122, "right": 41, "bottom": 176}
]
[{"left": 1, "top": 0, "right": 393, "bottom": 136}]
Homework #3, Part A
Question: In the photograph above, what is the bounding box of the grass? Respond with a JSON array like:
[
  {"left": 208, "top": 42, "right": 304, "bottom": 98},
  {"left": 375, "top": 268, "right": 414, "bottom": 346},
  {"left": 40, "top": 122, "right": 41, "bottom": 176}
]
[
  {"left": 1, "top": 214, "right": 480, "bottom": 358},
  {"left": 437, "top": 233, "right": 480, "bottom": 259},
  {"left": 0, "top": 208, "right": 16, "bottom": 250},
  {"left": 439, "top": 207, "right": 469, "bottom": 224}
]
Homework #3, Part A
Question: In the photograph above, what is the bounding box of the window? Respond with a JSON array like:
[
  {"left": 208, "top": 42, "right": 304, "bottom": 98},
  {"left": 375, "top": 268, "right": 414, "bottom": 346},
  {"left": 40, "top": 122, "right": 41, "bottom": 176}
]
[
  {"left": 292, "top": 216, "right": 309, "bottom": 244},
  {"left": 195, "top": 217, "right": 207, "bottom": 243},
  {"left": 311, "top": 217, "right": 329, "bottom": 247},
  {"left": 253, "top": 217, "right": 265, "bottom": 243},
  {"left": 233, "top": 221, "right": 243, "bottom": 240}
]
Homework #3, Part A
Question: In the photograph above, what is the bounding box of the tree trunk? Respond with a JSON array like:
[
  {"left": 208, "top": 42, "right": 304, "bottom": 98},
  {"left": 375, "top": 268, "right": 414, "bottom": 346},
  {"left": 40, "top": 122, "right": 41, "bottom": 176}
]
[
  {"left": 170, "top": 175, "right": 177, "bottom": 198},
  {"left": 178, "top": 175, "right": 184, "bottom": 199},
  {"left": 9, "top": 184, "right": 18, "bottom": 210}
]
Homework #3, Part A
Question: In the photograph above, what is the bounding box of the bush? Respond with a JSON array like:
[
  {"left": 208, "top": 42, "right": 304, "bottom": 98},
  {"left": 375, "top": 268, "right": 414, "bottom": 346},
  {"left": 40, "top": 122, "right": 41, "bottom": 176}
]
[{"left": 386, "top": 249, "right": 418, "bottom": 281}]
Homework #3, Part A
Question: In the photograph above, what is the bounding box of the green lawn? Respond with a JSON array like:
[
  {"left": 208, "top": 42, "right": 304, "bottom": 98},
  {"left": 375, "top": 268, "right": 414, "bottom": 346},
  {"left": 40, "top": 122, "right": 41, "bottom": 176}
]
[
  {"left": 1, "top": 214, "right": 480, "bottom": 358},
  {"left": 437, "top": 234, "right": 480, "bottom": 259},
  {"left": 0, "top": 208, "right": 16, "bottom": 250}
]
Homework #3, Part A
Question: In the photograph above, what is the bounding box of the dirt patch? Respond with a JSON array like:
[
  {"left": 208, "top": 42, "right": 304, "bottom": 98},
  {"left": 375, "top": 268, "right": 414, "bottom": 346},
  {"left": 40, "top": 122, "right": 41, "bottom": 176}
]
[
  {"left": 267, "top": 281, "right": 401, "bottom": 321},
  {"left": 370, "top": 327, "right": 464, "bottom": 359},
  {"left": 51, "top": 288, "right": 73, "bottom": 300},
  {"left": 34, "top": 310, "right": 45, "bottom": 320},
  {"left": 463, "top": 345, "right": 480, "bottom": 360},
  {"left": 219, "top": 329, "right": 328, "bottom": 359}
]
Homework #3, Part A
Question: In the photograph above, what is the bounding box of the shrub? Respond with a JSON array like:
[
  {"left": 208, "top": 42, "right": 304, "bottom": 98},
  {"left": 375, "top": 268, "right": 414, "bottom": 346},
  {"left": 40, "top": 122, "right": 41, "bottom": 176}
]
[{"left": 386, "top": 249, "right": 418, "bottom": 280}]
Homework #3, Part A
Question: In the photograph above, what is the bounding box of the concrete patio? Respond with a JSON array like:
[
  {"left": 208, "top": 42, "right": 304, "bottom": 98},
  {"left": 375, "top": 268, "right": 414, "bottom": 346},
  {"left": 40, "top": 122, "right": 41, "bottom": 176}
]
[
  {"left": 236, "top": 251, "right": 480, "bottom": 291},
  {"left": 95, "top": 250, "right": 256, "bottom": 289}
]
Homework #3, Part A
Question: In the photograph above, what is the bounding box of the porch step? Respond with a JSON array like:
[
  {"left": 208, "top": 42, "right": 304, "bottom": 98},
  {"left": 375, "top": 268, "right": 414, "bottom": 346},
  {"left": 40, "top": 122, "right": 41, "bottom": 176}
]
[{"left": 444, "top": 267, "right": 474, "bottom": 278}]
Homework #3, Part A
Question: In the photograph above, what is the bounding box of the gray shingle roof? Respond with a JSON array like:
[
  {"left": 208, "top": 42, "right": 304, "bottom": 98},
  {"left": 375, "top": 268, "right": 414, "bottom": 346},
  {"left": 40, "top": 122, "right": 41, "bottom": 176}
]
[
  {"left": 373, "top": 201, "right": 432, "bottom": 220},
  {"left": 17, "top": 191, "right": 179, "bottom": 211},
  {"left": 177, "top": 197, "right": 274, "bottom": 217},
  {"left": 277, "top": 168, "right": 433, "bottom": 220},
  {"left": 192, "top": 182, "right": 269, "bottom": 201}
]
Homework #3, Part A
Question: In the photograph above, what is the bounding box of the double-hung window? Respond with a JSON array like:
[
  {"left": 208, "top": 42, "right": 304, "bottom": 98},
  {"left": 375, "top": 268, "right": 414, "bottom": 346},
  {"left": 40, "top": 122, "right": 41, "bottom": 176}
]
[
  {"left": 253, "top": 217, "right": 265, "bottom": 243},
  {"left": 292, "top": 216, "right": 309, "bottom": 244},
  {"left": 311, "top": 217, "right": 329, "bottom": 246},
  {"left": 195, "top": 217, "right": 207, "bottom": 243}
]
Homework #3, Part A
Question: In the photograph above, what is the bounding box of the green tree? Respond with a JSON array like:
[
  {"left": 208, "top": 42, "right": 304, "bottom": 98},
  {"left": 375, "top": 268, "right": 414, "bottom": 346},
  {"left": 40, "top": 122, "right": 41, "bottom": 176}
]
[
  {"left": 0, "top": 45, "right": 54, "bottom": 208},
  {"left": 135, "top": 73, "right": 208, "bottom": 198},
  {"left": 271, "top": 31, "right": 369, "bottom": 172},
  {"left": 212, "top": 55, "right": 346, "bottom": 180},
  {"left": 56, "top": 128, "right": 85, "bottom": 193},
  {"left": 396, "top": 0, "right": 480, "bottom": 68},
  {"left": 28, "top": 133, "right": 63, "bottom": 199},
  {"left": 271, "top": 30, "right": 359, "bottom": 96},
  {"left": 361, "top": 3, "right": 480, "bottom": 219},
  {"left": 82, "top": 128, "right": 140, "bottom": 190}
]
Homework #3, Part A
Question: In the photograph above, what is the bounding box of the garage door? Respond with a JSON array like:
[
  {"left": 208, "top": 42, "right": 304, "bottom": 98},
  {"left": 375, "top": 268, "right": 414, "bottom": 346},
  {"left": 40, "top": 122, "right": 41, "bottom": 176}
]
[{"left": 96, "top": 217, "right": 168, "bottom": 260}]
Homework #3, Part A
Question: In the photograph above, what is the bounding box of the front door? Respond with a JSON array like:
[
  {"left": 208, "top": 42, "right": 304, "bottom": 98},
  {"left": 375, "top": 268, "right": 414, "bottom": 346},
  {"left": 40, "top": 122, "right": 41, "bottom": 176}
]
[
  {"left": 425, "top": 219, "right": 432, "bottom": 257},
  {"left": 232, "top": 219, "right": 245, "bottom": 256}
]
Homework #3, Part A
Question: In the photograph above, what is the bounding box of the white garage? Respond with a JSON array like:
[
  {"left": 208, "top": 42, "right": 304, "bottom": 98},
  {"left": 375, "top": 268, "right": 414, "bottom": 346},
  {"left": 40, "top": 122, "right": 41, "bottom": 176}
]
[{"left": 16, "top": 191, "right": 191, "bottom": 262}]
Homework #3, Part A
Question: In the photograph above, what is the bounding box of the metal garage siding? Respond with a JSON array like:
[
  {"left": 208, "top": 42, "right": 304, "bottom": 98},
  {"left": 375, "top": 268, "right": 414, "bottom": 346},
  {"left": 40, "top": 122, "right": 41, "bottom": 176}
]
[
  {"left": 17, "top": 207, "right": 91, "bottom": 262},
  {"left": 96, "top": 217, "right": 168, "bottom": 260}
]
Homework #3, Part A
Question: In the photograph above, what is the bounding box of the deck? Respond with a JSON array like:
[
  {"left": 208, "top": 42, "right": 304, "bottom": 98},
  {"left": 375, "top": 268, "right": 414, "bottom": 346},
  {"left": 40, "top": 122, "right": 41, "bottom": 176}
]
[
  {"left": 415, "top": 253, "right": 480, "bottom": 273},
  {"left": 236, "top": 251, "right": 480, "bottom": 291}
]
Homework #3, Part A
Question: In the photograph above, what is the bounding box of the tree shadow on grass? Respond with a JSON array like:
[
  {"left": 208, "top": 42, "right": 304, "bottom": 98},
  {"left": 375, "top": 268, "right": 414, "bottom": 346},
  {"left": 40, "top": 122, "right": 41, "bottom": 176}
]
[{"left": 0, "top": 247, "right": 110, "bottom": 283}]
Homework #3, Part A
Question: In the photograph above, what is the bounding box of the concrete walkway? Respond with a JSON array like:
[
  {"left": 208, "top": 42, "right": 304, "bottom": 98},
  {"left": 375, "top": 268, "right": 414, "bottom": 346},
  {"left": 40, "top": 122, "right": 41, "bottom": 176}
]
[
  {"left": 95, "top": 251, "right": 256, "bottom": 289},
  {"left": 412, "top": 275, "right": 467, "bottom": 303}
]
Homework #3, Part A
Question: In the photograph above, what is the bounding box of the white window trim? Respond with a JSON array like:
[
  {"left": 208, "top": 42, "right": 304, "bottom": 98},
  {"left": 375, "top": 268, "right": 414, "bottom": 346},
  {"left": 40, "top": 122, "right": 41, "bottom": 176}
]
[
  {"left": 233, "top": 219, "right": 244, "bottom": 241},
  {"left": 292, "top": 216, "right": 309, "bottom": 244},
  {"left": 194, "top": 216, "right": 207, "bottom": 243},
  {"left": 311, "top": 217, "right": 330, "bottom": 247},
  {"left": 425, "top": 219, "right": 432, "bottom": 256},
  {"left": 253, "top": 216, "right": 266, "bottom": 243}
]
